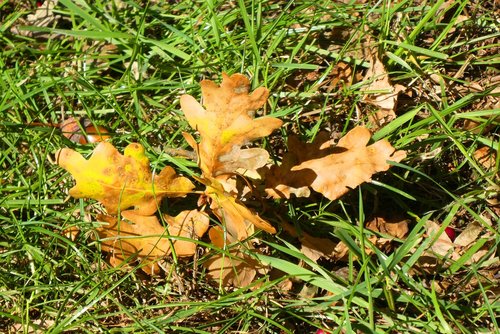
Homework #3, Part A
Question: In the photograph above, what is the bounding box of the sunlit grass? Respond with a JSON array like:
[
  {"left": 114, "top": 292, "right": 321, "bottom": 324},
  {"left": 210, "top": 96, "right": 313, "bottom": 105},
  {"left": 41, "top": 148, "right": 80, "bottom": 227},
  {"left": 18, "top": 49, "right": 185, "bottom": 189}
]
[{"left": 1, "top": 0, "right": 498, "bottom": 332}]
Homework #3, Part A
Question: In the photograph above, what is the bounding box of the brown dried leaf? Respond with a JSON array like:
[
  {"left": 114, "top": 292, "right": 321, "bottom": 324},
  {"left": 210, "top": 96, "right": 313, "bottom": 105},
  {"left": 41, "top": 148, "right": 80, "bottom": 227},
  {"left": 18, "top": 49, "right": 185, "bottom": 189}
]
[
  {"left": 474, "top": 146, "right": 498, "bottom": 172},
  {"left": 365, "top": 217, "right": 409, "bottom": 254},
  {"left": 60, "top": 117, "right": 110, "bottom": 144},
  {"left": 96, "top": 212, "right": 171, "bottom": 275},
  {"left": 454, "top": 221, "right": 483, "bottom": 248},
  {"left": 365, "top": 217, "right": 409, "bottom": 239},
  {"left": 266, "top": 127, "right": 406, "bottom": 201},
  {"left": 361, "top": 52, "right": 404, "bottom": 128},
  {"left": 11, "top": 0, "right": 60, "bottom": 37},
  {"left": 414, "top": 221, "right": 459, "bottom": 272},
  {"left": 300, "top": 234, "right": 340, "bottom": 263},
  {"left": 425, "top": 221, "right": 458, "bottom": 259},
  {"left": 204, "top": 226, "right": 265, "bottom": 287},
  {"left": 281, "top": 221, "right": 341, "bottom": 262},
  {"left": 57, "top": 142, "right": 194, "bottom": 215},
  {"left": 324, "top": 62, "right": 363, "bottom": 91},
  {"left": 163, "top": 210, "right": 210, "bottom": 256},
  {"left": 206, "top": 180, "right": 275, "bottom": 242},
  {"left": 180, "top": 73, "right": 283, "bottom": 178},
  {"left": 97, "top": 210, "right": 208, "bottom": 274}
]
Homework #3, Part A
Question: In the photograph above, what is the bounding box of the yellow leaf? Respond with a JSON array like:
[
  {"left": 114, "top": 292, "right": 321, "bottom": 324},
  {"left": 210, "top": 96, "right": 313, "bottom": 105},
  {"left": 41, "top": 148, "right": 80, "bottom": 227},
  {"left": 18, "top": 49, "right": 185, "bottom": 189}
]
[{"left": 57, "top": 142, "right": 194, "bottom": 215}]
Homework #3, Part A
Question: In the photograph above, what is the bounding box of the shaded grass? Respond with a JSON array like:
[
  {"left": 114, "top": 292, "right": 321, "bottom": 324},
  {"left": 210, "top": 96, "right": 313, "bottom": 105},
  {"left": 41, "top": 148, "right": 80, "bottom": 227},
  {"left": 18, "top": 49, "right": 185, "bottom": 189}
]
[{"left": 1, "top": 0, "right": 499, "bottom": 333}]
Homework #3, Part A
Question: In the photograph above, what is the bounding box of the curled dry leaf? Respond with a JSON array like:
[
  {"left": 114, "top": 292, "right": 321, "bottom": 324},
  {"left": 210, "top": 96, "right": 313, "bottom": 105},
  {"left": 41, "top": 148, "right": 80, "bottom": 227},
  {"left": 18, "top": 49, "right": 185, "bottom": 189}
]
[
  {"left": 206, "top": 180, "right": 276, "bottom": 242},
  {"left": 361, "top": 51, "right": 404, "bottom": 129},
  {"left": 203, "top": 226, "right": 265, "bottom": 287},
  {"left": 180, "top": 72, "right": 283, "bottom": 177},
  {"left": 57, "top": 142, "right": 194, "bottom": 215},
  {"left": 97, "top": 210, "right": 209, "bottom": 274},
  {"left": 60, "top": 117, "right": 110, "bottom": 144},
  {"left": 266, "top": 126, "right": 406, "bottom": 201},
  {"left": 11, "top": 0, "right": 60, "bottom": 37}
]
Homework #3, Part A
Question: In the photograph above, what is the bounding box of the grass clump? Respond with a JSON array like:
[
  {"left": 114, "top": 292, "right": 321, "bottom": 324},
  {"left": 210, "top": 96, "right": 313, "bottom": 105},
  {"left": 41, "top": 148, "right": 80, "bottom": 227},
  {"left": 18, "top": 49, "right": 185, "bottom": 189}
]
[{"left": 1, "top": 0, "right": 498, "bottom": 333}]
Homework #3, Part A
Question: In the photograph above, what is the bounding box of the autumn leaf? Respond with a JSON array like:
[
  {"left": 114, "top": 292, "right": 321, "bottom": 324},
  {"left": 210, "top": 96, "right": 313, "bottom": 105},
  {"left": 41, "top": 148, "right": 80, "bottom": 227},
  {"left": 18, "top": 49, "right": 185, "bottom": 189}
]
[
  {"left": 205, "top": 179, "right": 276, "bottom": 242},
  {"left": 474, "top": 146, "right": 498, "bottom": 172},
  {"left": 163, "top": 209, "right": 210, "bottom": 257},
  {"left": 415, "top": 220, "right": 495, "bottom": 272},
  {"left": 180, "top": 73, "right": 280, "bottom": 240},
  {"left": 266, "top": 126, "right": 406, "bottom": 201},
  {"left": 281, "top": 218, "right": 408, "bottom": 264},
  {"left": 203, "top": 226, "right": 265, "bottom": 287},
  {"left": 11, "top": 0, "right": 60, "bottom": 37},
  {"left": 281, "top": 221, "right": 343, "bottom": 263},
  {"left": 361, "top": 50, "right": 405, "bottom": 128},
  {"left": 366, "top": 216, "right": 409, "bottom": 240},
  {"left": 180, "top": 72, "right": 283, "bottom": 178},
  {"left": 60, "top": 117, "right": 110, "bottom": 144},
  {"left": 57, "top": 142, "right": 194, "bottom": 216},
  {"left": 96, "top": 212, "right": 170, "bottom": 274},
  {"left": 97, "top": 210, "right": 208, "bottom": 274}
]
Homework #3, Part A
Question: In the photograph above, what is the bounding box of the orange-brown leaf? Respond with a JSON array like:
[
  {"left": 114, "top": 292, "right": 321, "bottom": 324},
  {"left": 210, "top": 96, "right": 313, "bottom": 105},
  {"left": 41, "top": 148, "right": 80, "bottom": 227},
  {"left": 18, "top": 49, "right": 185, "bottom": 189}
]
[
  {"left": 266, "top": 126, "right": 406, "bottom": 201},
  {"left": 96, "top": 212, "right": 171, "bottom": 274},
  {"left": 57, "top": 142, "right": 194, "bottom": 215},
  {"left": 204, "top": 226, "right": 264, "bottom": 287},
  {"left": 163, "top": 209, "right": 210, "bottom": 256},
  {"left": 97, "top": 210, "right": 209, "bottom": 274},
  {"left": 206, "top": 180, "right": 276, "bottom": 242},
  {"left": 180, "top": 73, "right": 282, "bottom": 177},
  {"left": 361, "top": 51, "right": 404, "bottom": 128}
]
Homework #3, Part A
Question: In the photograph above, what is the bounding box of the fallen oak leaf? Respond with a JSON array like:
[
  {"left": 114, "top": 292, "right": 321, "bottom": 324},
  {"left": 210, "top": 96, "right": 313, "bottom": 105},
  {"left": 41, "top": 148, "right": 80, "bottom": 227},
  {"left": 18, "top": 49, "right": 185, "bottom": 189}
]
[
  {"left": 163, "top": 209, "right": 210, "bottom": 257},
  {"left": 361, "top": 48, "right": 405, "bottom": 129},
  {"left": 263, "top": 133, "right": 332, "bottom": 199},
  {"left": 97, "top": 210, "right": 209, "bottom": 274},
  {"left": 180, "top": 73, "right": 283, "bottom": 178},
  {"left": 204, "top": 226, "right": 265, "bottom": 287},
  {"left": 180, "top": 73, "right": 279, "bottom": 240},
  {"left": 96, "top": 212, "right": 171, "bottom": 275},
  {"left": 57, "top": 142, "right": 194, "bottom": 216},
  {"left": 281, "top": 221, "right": 341, "bottom": 263},
  {"left": 266, "top": 127, "right": 406, "bottom": 201},
  {"left": 205, "top": 179, "right": 276, "bottom": 242}
]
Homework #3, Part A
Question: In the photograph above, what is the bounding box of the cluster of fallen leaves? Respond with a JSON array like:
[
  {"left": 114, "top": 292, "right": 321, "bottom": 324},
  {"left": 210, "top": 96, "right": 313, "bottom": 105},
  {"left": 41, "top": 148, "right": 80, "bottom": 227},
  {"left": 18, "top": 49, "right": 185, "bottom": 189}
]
[
  {"left": 58, "top": 70, "right": 493, "bottom": 289},
  {"left": 57, "top": 73, "right": 409, "bottom": 285}
]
